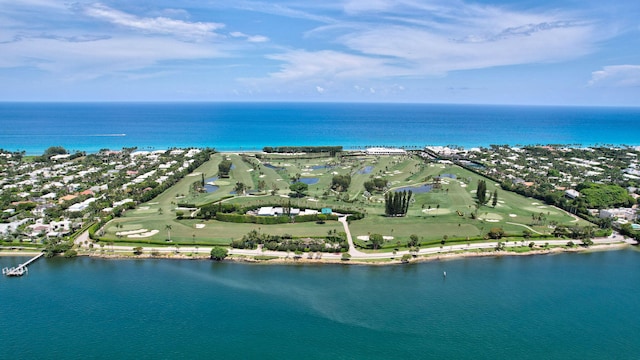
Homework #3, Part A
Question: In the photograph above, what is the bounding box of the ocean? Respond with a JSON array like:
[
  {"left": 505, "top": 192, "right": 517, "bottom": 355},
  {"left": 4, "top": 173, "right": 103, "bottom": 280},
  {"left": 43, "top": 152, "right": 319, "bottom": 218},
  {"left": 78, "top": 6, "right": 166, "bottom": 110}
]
[
  {"left": 2, "top": 249, "right": 640, "bottom": 359},
  {"left": 3, "top": 102, "right": 640, "bottom": 359},
  {"left": 1, "top": 102, "right": 639, "bottom": 154}
]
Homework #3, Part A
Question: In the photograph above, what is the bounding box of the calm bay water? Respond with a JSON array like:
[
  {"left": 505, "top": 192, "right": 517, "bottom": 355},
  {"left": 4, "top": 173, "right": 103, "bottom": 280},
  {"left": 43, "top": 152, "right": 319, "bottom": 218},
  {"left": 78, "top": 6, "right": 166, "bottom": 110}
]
[
  {"left": 2, "top": 249, "right": 640, "bottom": 359},
  {"left": 1, "top": 102, "right": 640, "bottom": 154}
]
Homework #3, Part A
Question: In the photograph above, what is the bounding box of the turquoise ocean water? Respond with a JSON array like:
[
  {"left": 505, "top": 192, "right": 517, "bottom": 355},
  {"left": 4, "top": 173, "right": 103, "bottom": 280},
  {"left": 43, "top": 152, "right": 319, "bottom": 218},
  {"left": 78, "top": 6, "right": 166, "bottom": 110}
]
[
  {"left": 1, "top": 250, "right": 640, "bottom": 359},
  {"left": 2, "top": 103, "right": 640, "bottom": 358},
  {"left": 1, "top": 103, "right": 639, "bottom": 154}
]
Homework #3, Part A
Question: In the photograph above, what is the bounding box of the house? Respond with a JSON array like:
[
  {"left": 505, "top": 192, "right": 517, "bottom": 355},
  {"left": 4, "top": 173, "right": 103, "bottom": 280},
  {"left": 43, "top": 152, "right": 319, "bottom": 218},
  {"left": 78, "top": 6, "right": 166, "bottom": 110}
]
[
  {"left": 68, "top": 198, "right": 96, "bottom": 212},
  {"left": 565, "top": 189, "right": 580, "bottom": 199},
  {"left": 59, "top": 194, "right": 78, "bottom": 203},
  {"left": 599, "top": 208, "right": 637, "bottom": 221}
]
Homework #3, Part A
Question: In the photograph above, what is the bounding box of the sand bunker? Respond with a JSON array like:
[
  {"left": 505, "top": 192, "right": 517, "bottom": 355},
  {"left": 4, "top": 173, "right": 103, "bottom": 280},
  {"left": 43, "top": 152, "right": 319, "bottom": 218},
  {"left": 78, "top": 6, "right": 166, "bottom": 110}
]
[
  {"left": 479, "top": 213, "right": 503, "bottom": 221},
  {"left": 356, "top": 235, "right": 395, "bottom": 241},
  {"left": 116, "top": 229, "right": 147, "bottom": 236},
  {"left": 195, "top": 224, "right": 205, "bottom": 229},
  {"left": 509, "top": 214, "right": 517, "bottom": 217},
  {"left": 422, "top": 208, "right": 452, "bottom": 215},
  {"left": 128, "top": 229, "right": 159, "bottom": 238}
]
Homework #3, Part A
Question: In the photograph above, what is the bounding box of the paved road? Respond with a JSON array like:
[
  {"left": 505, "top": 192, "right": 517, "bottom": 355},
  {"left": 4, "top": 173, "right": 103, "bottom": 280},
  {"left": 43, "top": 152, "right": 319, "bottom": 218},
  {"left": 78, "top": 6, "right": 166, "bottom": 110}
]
[{"left": 73, "top": 223, "right": 635, "bottom": 260}]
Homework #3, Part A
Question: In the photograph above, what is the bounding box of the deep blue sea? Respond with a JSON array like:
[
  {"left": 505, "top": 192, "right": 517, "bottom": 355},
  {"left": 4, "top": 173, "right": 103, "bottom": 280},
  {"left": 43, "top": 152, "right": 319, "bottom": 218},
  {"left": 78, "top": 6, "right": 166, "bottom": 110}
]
[
  {"left": 1, "top": 102, "right": 639, "bottom": 154},
  {"left": 2, "top": 249, "right": 640, "bottom": 359}
]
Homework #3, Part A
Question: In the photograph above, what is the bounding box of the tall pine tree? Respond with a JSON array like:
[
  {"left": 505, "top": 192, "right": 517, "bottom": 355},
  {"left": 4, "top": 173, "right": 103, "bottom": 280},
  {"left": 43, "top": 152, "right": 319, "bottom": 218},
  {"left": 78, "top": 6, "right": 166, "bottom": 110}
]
[
  {"left": 477, "top": 180, "right": 487, "bottom": 205},
  {"left": 385, "top": 190, "right": 412, "bottom": 216}
]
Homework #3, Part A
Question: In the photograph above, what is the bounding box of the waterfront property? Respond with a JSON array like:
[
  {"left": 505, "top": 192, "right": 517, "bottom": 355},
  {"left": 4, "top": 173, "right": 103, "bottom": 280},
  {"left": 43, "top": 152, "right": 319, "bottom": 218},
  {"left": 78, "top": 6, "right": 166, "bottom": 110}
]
[{"left": 2, "top": 252, "right": 44, "bottom": 276}]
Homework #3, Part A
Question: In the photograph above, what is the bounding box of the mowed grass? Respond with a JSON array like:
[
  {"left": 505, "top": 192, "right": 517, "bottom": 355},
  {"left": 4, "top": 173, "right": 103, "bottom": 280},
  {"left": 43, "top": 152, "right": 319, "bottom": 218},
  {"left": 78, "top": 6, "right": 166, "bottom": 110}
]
[{"left": 103, "top": 152, "right": 591, "bottom": 247}]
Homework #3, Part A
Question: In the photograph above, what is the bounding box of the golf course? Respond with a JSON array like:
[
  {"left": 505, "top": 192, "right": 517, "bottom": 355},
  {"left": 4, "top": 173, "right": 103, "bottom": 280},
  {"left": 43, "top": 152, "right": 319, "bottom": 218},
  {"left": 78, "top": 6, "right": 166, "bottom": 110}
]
[{"left": 97, "top": 150, "right": 589, "bottom": 251}]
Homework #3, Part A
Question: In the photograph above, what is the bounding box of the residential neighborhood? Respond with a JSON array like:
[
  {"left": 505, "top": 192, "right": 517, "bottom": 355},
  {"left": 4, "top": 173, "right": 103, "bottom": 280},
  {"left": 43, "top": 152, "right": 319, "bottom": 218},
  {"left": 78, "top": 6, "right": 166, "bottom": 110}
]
[{"left": 0, "top": 146, "right": 212, "bottom": 244}]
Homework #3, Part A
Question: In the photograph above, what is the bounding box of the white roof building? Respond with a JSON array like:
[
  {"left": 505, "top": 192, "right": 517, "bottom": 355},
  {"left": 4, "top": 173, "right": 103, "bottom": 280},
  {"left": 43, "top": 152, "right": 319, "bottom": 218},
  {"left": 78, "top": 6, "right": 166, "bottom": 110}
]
[
  {"left": 366, "top": 147, "right": 407, "bottom": 156},
  {"left": 565, "top": 189, "right": 580, "bottom": 199}
]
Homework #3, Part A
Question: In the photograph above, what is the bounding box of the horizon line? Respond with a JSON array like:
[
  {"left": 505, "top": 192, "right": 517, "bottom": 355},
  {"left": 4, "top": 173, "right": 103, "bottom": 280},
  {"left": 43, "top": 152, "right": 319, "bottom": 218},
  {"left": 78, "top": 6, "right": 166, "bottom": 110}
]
[{"left": 0, "top": 100, "right": 638, "bottom": 109}]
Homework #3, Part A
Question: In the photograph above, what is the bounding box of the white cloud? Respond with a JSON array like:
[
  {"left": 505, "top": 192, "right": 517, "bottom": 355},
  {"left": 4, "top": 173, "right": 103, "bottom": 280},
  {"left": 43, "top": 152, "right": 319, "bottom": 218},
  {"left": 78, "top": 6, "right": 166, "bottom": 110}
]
[
  {"left": 257, "top": 1, "right": 599, "bottom": 85},
  {"left": 0, "top": 35, "right": 225, "bottom": 79},
  {"left": 265, "top": 50, "right": 398, "bottom": 81},
  {"left": 316, "top": 86, "right": 325, "bottom": 93},
  {"left": 343, "top": 0, "right": 394, "bottom": 14},
  {"left": 589, "top": 65, "right": 640, "bottom": 87},
  {"left": 232, "top": 1, "right": 336, "bottom": 24},
  {"left": 82, "top": 3, "right": 224, "bottom": 40},
  {"left": 229, "top": 31, "right": 269, "bottom": 43}
]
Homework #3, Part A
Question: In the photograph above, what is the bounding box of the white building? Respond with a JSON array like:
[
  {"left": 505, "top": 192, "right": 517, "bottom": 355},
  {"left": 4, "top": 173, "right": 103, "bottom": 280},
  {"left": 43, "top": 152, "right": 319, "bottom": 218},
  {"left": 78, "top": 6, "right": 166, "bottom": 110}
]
[
  {"left": 68, "top": 198, "right": 96, "bottom": 212},
  {"left": 599, "top": 208, "right": 637, "bottom": 221},
  {"left": 565, "top": 189, "right": 580, "bottom": 199},
  {"left": 366, "top": 147, "right": 407, "bottom": 156}
]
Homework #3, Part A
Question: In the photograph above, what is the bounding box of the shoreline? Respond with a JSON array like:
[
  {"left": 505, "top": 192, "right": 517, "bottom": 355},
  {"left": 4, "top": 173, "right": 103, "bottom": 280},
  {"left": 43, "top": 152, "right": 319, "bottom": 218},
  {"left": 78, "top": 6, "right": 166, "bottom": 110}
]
[
  {"left": 1, "top": 243, "right": 632, "bottom": 266},
  {"left": 15, "top": 142, "right": 640, "bottom": 157}
]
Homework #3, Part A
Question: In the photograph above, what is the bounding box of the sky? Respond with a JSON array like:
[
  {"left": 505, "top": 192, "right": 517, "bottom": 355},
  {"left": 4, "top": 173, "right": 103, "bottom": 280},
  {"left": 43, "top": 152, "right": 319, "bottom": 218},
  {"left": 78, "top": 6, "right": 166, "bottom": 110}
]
[{"left": 1, "top": 0, "right": 639, "bottom": 105}]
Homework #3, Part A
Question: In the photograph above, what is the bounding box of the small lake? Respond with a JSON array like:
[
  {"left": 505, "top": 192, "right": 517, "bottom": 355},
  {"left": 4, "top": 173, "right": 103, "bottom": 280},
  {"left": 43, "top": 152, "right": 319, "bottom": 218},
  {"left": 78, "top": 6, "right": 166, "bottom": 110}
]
[
  {"left": 203, "top": 177, "right": 219, "bottom": 193},
  {"left": 439, "top": 174, "right": 457, "bottom": 179},
  {"left": 395, "top": 184, "right": 433, "bottom": 194},
  {"left": 263, "top": 163, "right": 285, "bottom": 171},
  {"left": 311, "top": 165, "right": 333, "bottom": 170},
  {"left": 357, "top": 166, "right": 374, "bottom": 174},
  {"left": 460, "top": 160, "right": 486, "bottom": 170},
  {"left": 298, "top": 178, "right": 319, "bottom": 185}
]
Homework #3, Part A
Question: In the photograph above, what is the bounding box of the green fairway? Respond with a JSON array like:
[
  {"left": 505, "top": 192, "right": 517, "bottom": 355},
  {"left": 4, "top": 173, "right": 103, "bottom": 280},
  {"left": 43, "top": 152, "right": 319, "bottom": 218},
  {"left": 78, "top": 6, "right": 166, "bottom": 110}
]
[{"left": 101, "top": 152, "right": 591, "bottom": 248}]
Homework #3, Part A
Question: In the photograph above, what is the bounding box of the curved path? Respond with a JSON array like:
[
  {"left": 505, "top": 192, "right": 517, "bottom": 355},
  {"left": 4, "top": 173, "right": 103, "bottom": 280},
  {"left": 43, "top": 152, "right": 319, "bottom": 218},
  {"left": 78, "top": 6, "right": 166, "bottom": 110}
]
[
  {"left": 338, "top": 216, "right": 368, "bottom": 258},
  {"left": 505, "top": 222, "right": 544, "bottom": 235}
]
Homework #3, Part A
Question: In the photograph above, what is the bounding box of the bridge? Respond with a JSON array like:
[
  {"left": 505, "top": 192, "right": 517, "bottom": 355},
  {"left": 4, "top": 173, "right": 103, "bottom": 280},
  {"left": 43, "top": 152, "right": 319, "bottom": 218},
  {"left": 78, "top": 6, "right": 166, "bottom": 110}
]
[{"left": 2, "top": 252, "right": 44, "bottom": 277}]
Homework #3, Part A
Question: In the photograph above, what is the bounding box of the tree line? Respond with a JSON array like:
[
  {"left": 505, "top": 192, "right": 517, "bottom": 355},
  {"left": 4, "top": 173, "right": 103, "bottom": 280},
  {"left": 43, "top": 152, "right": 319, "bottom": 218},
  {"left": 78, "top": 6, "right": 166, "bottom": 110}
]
[
  {"left": 385, "top": 190, "right": 412, "bottom": 216},
  {"left": 263, "top": 146, "right": 343, "bottom": 155}
]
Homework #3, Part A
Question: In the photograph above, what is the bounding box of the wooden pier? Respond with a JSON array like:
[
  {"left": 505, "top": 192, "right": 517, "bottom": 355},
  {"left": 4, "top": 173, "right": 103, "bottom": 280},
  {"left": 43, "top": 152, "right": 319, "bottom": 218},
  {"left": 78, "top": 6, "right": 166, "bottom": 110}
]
[{"left": 2, "top": 253, "right": 44, "bottom": 277}]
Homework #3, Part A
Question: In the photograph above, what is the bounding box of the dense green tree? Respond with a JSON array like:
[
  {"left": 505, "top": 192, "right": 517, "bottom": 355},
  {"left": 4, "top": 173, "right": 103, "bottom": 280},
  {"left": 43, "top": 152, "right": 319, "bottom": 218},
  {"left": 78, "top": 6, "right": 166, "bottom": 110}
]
[
  {"left": 384, "top": 190, "right": 412, "bottom": 216},
  {"left": 289, "top": 182, "right": 308, "bottom": 198},
  {"left": 210, "top": 246, "right": 228, "bottom": 261},
  {"left": 331, "top": 174, "right": 351, "bottom": 192},
  {"left": 477, "top": 180, "right": 488, "bottom": 205},
  {"left": 576, "top": 182, "right": 635, "bottom": 208},
  {"left": 488, "top": 227, "right": 505, "bottom": 239},
  {"left": 364, "top": 178, "right": 388, "bottom": 193},
  {"left": 234, "top": 182, "right": 246, "bottom": 195},
  {"left": 369, "top": 233, "right": 384, "bottom": 250},
  {"left": 408, "top": 234, "right": 419, "bottom": 247},
  {"left": 218, "top": 159, "right": 233, "bottom": 178},
  {"left": 44, "top": 146, "right": 67, "bottom": 157},
  {"left": 492, "top": 189, "right": 498, "bottom": 207}
]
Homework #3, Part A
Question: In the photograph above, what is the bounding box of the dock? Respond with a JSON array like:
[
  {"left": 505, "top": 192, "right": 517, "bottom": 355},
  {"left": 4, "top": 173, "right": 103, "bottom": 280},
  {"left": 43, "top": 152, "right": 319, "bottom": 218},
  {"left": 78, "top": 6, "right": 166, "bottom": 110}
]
[{"left": 2, "top": 252, "right": 44, "bottom": 277}]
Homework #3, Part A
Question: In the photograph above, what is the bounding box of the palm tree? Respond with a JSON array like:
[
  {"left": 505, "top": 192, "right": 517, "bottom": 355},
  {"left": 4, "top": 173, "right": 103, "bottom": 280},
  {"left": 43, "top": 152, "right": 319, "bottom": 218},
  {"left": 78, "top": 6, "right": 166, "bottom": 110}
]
[{"left": 165, "top": 224, "right": 172, "bottom": 242}]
